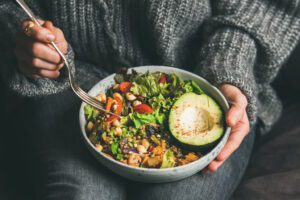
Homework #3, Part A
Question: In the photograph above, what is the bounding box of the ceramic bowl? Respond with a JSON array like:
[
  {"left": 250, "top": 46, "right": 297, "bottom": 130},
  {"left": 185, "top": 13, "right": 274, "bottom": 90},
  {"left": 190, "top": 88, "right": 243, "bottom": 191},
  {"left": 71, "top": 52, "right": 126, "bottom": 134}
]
[{"left": 79, "top": 66, "right": 231, "bottom": 183}]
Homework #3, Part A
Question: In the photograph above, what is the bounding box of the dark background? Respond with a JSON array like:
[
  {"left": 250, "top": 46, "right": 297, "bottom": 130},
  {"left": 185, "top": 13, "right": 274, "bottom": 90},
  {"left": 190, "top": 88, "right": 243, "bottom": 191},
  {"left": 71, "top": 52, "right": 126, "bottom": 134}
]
[{"left": 0, "top": 43, "right": 299, "bottom": 199}]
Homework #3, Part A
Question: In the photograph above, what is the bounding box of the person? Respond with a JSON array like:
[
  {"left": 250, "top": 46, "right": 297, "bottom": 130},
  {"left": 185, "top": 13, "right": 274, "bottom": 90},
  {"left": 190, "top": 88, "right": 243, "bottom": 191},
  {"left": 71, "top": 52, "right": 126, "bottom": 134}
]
[{"left": 0, "top": 0, "right": 299, "bottom": 199}]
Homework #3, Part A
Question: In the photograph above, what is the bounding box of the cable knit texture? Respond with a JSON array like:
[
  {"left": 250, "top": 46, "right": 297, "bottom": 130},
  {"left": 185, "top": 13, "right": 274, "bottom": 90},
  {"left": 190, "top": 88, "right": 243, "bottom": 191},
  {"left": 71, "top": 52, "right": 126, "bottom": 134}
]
[{"left": 0, "top": 0, "right": 300, "bottom": 135}]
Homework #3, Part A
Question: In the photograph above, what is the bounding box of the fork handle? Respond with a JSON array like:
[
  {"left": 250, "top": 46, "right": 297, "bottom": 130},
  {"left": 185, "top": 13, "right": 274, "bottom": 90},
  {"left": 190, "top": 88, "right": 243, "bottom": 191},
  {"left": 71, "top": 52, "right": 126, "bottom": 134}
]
[{"left": 16, "top": 0, "right": 41, "bottom": 26}]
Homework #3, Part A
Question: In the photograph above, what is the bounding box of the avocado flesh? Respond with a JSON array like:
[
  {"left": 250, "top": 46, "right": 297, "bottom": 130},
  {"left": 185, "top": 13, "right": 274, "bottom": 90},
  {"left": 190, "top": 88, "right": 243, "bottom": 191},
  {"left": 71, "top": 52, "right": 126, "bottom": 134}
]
[{"left": 169, "top": 93, "right": 224, "bottom": 147}]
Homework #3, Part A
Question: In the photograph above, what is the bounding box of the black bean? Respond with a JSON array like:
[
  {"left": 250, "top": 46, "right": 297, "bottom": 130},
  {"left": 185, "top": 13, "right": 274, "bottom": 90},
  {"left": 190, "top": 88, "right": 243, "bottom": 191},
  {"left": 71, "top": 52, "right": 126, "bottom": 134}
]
[{"left": 146, "top": 125, "right": 156, "bottom": 137}]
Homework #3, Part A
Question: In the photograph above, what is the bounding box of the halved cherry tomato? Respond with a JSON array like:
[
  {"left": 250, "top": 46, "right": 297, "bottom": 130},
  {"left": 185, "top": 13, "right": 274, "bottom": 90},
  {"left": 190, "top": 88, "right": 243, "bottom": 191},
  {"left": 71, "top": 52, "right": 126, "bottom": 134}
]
[
  {"left": 134, "top": 104, "right": 153, "bottom": 114},
  {"left": 159, "top": 73, "right": 167, "bottom": 84},
  {"left": 106, "top": 94, "right": 123, "bottom": 123},
  {"left": 119, "top": 82, "right": 133, "bottom": 93},
  {"left": 105, "top": 97, "right": 114, "bottom": 112}
]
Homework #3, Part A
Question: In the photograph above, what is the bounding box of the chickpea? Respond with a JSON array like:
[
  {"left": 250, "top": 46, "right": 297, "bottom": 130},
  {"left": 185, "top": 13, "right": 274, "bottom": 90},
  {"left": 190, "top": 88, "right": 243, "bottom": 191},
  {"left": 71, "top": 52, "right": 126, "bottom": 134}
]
[
  {"left": 112, "top": 119, "right": 121, "bottom": 127},
  {"left": 133, "top": 100, "right": 142, "bottom": 107},
  {"left": 114, "top": 127, "right": 123, "bottom": 136},
  {"left": 127, "top": 153, "right": 141, "bottom": 164},
  {"left": 96, "top": 93, "right": 107, "bottom": 103},
  {"left": 141, "top": 139, "right": 150, "bottom": 150},
  {"left": 86, "top": 121, "right": 94, "bottom": 132},
  {"left": 95, "top": 144, "right": 103, "bottom": 152},
  {"left": 125, "top": 92, "right": 136, "bottom": 101},
  {"left": 137, "top": 145, "right": 147, "bottom": 154},
  {"left": 103, "top": 122, "right": 111, "bottom": 132}
]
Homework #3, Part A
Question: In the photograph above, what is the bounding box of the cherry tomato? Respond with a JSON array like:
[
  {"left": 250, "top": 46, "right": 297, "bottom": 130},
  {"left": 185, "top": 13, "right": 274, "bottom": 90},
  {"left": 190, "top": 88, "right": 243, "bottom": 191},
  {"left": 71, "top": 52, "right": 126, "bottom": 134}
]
[
  {"left": 119, "top": 82, "right": 133, "bottom": 93},
  {"left": 159, "top": 73, "right": 167, "bottom": 84},
  {"left": 134, "top": 104, "right": 153, "bottom": 114}
]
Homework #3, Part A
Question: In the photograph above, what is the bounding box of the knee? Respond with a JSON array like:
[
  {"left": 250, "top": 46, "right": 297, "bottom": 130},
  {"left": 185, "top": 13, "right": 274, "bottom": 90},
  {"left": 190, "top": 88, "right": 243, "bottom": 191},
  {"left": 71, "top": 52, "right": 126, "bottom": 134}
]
[{"left": 37, "top": 159, "right": 125, "bottom": 200}]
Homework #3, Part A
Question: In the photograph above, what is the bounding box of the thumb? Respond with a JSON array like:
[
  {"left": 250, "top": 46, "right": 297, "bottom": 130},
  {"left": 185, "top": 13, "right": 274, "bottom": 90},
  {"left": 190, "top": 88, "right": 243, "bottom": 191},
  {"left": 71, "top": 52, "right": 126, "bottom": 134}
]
[
  {"left": 220, "top": 84, "right": 248, "bottom": 127},
  {"left": 43, "top": 21, "right": 67, "bottom": 53},
  {"left": 226, "top": 104, "right": 245, "bottom": 127}
]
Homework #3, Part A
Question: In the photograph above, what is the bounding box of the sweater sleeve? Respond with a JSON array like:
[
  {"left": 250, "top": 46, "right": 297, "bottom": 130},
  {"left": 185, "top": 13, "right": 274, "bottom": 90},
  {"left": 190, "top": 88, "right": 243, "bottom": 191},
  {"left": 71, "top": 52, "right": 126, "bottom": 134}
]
[
  {"left": 0, "top": 2, "right": 108, "bottom": 97},
  {"left": 194, "top": 0, "right": 300, "bottom": 122}
]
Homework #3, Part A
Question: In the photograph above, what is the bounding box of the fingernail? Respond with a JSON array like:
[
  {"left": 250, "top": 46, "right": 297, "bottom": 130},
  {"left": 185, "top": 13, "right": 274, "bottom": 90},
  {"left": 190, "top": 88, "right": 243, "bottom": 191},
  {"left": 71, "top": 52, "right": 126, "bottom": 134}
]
[{"left": 46, "top": 34, "right": 55, "bottom": 42}]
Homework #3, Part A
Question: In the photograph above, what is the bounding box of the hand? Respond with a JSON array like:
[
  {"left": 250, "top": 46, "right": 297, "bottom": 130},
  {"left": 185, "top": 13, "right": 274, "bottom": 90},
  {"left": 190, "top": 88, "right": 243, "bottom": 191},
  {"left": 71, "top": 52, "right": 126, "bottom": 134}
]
[
  {"left": 15, "top": 19, "right": 68, "bottom": 79},
  {"left": 207, "top": 84, "right": 250, "bottom": 172}
]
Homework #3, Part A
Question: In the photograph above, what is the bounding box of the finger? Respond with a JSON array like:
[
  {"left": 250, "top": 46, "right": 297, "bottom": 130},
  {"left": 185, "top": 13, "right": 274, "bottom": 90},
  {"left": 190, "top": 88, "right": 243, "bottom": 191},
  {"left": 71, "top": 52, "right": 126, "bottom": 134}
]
[
  {"left": 58, "top": 62, "right": 65, "bottom": 70},
  {"left": 27, "top": 58, "right": 61, "bottom": 71},
  {"left": 18, "top": 61, "right": 59, "bottom": 79},
  {"left": 15, "top": 48, "right": 60, "bottom": 71},
  {"left": 36, "top": 69, "right": 60, "bottom": 79},
  {"left": 226, "top": 105, "right": 245, "bottom": 127},
  {"left": 220, "top": 84, "right": 248, "bottom": 106},
  {"left": 220, "top": 85, "right": 248, "bottom": 127},
  {"left": 216, "top": 113, "right": 250, "bottom": 162},
  {"left": 226, "top": 94, "right": 248, "bottom": 127},
  {"left": 30, "top": 42, "right": 61, "bottom": 64},
  {"left": 43, "top": 21, "right": 68, "bottom": 54},
  {"left": 207, "top": 160, "right": 223, "bottom": 172},
  {"left": 43, "top": 21, "right": 63, "bottom": 43},
  {"left": 16, "top": 37, "right": 61, "bottom": 64},
  {"left": 22, "top": 20, "right": 55, "bottom": 43},
  {"left": 43, "top": 20, "right": 53, "bottom": 30}
]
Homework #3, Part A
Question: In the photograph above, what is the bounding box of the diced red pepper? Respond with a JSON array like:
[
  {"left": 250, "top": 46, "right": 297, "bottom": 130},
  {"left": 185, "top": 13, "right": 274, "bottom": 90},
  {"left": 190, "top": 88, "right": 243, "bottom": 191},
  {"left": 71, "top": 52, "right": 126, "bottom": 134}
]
[
  {"left": 113, "top": 94, "right": 123, "bottom": 115},
  {"left": 159, "top": 73, "right": 167, "bottom": 84},
  {"left": 105, "top": 94, "right": 123, "bottom": 123},
  {"left": 105, "top": 97, "right": 114, "bottom": 112},
  {"left": 106, "top": 115, "right": 118, "bottom": 123},
  {"left": 119, "top": 82, "right": 133, "bottom": 93},
  {"left": 134, "top": 104, "right": 153, "bottom": 114}
]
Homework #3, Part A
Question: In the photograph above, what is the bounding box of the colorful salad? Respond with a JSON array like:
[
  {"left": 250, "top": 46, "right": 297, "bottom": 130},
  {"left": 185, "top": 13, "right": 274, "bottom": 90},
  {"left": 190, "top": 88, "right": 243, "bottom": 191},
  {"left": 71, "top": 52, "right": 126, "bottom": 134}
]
[{"left": 84, "top": 69, "right": 224, "bottom": 168}]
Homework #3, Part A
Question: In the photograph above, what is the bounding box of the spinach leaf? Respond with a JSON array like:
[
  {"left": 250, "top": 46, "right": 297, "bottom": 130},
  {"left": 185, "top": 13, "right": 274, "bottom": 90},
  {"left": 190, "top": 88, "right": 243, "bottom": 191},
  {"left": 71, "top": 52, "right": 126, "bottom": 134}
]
[{"left": 111, "top": 142, "right": 119, "bottom": 155}]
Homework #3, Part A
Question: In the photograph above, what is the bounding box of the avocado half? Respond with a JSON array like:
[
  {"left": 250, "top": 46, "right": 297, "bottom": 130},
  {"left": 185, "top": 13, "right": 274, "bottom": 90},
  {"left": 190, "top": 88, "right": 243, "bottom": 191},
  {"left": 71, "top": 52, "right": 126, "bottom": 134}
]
[{"left": 169, "top": 93, "right": 224, "bottom": 148}]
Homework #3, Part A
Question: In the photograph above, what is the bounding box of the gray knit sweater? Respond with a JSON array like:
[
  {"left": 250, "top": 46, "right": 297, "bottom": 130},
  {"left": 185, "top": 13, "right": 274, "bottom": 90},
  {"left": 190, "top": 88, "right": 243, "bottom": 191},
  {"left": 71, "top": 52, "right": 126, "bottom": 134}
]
[{"left": 1, "top": 0, "right": 300, "bottom": 135}]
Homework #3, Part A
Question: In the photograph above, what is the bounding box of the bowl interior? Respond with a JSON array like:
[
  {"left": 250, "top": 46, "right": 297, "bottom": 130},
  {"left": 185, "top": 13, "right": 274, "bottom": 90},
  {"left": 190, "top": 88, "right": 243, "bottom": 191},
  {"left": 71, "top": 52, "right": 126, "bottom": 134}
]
[{"left": 79, "top": 66, "right": 231, "bottom": 172}]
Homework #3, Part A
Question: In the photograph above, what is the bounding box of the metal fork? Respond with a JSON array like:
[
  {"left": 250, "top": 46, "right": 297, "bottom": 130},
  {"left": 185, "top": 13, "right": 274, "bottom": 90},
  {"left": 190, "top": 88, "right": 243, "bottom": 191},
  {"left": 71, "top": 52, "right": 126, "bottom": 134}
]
[{"left": 16, "top": 0, "right": 119, "bottom": 116}]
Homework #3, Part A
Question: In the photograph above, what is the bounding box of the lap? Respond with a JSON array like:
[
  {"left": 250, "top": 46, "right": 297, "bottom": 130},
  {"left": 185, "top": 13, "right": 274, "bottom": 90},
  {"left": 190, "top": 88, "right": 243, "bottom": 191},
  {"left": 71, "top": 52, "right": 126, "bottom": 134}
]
[
  {"left": 22, "top": 90, "right": 255, "bottom": 200},
  {"left": 129, "top": 129, "right": 255, "bottom": 200}
]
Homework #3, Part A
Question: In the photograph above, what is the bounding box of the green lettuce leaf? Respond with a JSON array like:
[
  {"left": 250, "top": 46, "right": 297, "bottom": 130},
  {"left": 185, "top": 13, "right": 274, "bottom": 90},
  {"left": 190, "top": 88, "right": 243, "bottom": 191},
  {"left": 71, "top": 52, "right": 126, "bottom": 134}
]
[
  {"left": 149, "top": 94, "right": 173, "bottom": 111},
  {"left": 183, "top": 80, "right": 204, "bottom": 94},
  {"left": 190, "top": 80, "right": 204, "bottom": 94},
  {"left": 154, "top": 109, "right": 165, "bottom": 124},
  {"left": 84, "top": 105, "right": 93, "bottom": 120},
  {"left": 130, "top": 72, "right": 170, "bottom": 98},
  {"left": 161, "top": 149, "right": 176, "bottom": 168},
  {"left": 129, "top": 109, "right": 166, "bottom": 129},
  {"left": 184, "top": 81, "right": 194, "bottom": 93},
  {"left": 129, "top": 113, "right": 157, "bottom": 129},
  {"left": 84, "top": 105, "right": 99, "bottom": 121},
  {"left": 116, "top": 153, "right": 123, "bottom": 160}
]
